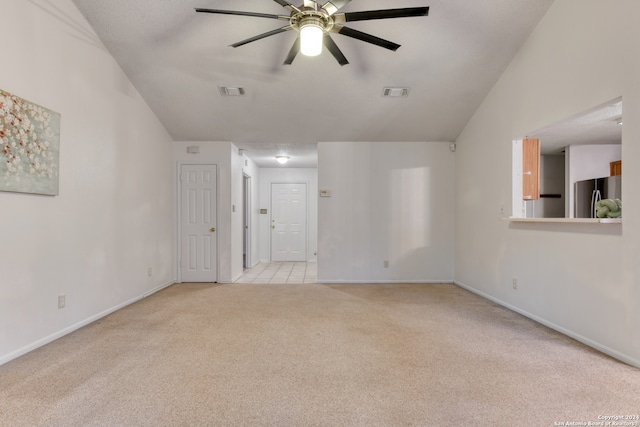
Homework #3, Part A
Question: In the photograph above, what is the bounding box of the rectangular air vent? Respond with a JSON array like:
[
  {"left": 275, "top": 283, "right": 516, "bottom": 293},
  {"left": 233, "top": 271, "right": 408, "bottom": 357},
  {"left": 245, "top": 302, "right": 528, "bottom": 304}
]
[
  {"left": 219, "top": 86, "right": 246, "bottom": 96},
  {"left": 382, "top": 87, "right": 410, "bottom": 98}
]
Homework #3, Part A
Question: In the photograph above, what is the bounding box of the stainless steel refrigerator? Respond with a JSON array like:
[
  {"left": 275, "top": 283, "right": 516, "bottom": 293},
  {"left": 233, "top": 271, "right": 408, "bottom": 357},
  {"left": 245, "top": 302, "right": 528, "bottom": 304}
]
[{"left": 574, "top": 176, "right": 622, "bottom": 218}]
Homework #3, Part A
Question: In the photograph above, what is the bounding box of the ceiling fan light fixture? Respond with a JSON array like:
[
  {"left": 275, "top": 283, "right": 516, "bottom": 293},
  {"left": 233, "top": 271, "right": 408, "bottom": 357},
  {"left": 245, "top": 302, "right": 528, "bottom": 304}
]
[
  {"left": 196, "top": 4, "right": 429, "bottom": 66},
  {"left": 300, "top": 19, "right": 324, "bottom": 57},
  {"left": 276, "top": 155, "right": 290, "bottom": 164}
]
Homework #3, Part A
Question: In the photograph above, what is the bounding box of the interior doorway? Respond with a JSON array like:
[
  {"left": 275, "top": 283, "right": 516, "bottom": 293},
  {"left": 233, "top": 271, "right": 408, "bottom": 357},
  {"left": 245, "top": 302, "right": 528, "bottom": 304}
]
[
  {"left": 271, "top": 183, "right": 307, "bottom": 262},
  {"left": 243, "top": 173, "right": 252, "bottom": 269},
  {"left": 179, "top": 164, "right": 217, "bottom": 282}
]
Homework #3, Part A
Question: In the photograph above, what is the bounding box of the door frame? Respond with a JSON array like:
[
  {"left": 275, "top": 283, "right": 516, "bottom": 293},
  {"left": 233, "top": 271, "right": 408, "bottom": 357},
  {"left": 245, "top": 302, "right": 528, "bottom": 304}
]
[
  {"left": 243, "top": 173, "right": 252, "bottom": 269},
  {"left": 176, "top": 162, "right": 219, "bottom": 283},
  {"left": 269, "top": 182, "right": 309, "bottom": 262}
]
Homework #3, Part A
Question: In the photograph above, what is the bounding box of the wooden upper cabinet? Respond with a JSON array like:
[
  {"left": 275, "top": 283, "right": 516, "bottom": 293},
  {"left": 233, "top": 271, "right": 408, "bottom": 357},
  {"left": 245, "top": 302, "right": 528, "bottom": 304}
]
[
  {"left": 522, "top": 138, "right": 540, "bottom": 200},
  {"left": 610, "top": 160, "right": 622, "bottom": 176}
]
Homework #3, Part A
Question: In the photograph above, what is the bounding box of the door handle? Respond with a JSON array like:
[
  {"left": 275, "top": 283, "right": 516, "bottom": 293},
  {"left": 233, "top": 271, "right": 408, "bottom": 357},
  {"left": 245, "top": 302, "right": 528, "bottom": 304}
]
[{"left": 210, "top": 227, "right": 216, "bottom": 232}]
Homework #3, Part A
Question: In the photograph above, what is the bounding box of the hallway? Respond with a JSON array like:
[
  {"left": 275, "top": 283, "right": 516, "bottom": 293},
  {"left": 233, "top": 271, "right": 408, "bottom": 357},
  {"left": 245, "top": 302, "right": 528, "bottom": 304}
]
[{"left": 234, "top": 262, "right": 317, "bottom": 284}]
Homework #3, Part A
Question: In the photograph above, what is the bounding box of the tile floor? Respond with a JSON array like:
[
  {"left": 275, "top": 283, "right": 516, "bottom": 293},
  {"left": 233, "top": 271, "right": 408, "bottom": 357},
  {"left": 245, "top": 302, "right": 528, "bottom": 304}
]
[{"left": 234, "top": 262, "right": 317, "bottom": 284}]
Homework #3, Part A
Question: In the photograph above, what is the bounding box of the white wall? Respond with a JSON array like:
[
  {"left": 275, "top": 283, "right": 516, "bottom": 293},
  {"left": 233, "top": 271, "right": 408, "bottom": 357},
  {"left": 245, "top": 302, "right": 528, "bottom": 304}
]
[
  {"left": 258, "top": 168, "right": 318, "bottom": 263},
  {"left": 318, "top": 141, "right": 455, "bottom": 283},
  {"left": 0, "top": 1, "right": 175, "bottom": 365},
  {"left": 231, "top": 145, "right": 243, "bottom": 280},
  {"left": 568, "top": 144, "right": 622, "bottom": 183},
  {"left": 173, "top": 141, "right": 235, "bottom": 282},
  {"left": 455, "top": 0, "right": 640, "bottom": 367}
]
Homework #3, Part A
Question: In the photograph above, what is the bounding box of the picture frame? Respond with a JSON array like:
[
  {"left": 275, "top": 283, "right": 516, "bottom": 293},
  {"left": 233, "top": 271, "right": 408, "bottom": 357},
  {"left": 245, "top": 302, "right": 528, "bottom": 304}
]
[{"left": 0, "top": 89, "right": 61, "bottom": 196}]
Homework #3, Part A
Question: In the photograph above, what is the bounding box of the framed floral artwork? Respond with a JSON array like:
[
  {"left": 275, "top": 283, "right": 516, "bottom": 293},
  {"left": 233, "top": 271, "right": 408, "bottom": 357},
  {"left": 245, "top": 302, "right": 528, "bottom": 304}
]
[{"left": 1, "top": 89, "right": 60, "bottom": 196}]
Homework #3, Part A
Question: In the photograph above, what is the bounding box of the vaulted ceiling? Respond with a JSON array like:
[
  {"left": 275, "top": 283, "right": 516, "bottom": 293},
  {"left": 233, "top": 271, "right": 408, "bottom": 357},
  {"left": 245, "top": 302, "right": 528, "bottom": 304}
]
[{"left": 71, "top": 0, "right": 555, "bottom": 166}]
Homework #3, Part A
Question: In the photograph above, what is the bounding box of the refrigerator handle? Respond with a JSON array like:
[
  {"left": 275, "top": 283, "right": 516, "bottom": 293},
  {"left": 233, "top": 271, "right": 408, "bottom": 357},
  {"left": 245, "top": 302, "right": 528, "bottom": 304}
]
[{"left": 592, "top": 189, "right": 602, "bottom": 218}]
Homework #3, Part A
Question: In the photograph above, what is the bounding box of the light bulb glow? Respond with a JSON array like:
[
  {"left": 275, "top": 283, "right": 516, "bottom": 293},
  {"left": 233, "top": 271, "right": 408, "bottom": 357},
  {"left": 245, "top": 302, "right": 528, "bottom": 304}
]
[
  {"left": 300, "top": 24, "right": 323, "bottom": 57},
  {"left": 276, "top": 156, "right": 289, "bottom": 164}
]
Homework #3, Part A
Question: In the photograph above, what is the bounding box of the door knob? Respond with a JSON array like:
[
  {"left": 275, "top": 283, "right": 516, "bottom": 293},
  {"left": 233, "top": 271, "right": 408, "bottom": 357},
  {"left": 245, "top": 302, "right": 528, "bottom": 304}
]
[{"left": 210, "top": 227, "right": 216, "bottom": 232}]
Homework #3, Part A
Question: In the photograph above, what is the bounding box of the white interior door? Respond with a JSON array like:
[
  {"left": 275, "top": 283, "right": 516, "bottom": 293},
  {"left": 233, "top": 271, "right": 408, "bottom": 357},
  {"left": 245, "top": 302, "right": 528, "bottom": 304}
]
[
  {"left": 180, "top": 164, "right": 217, "bottom": 282},
  {"left": 271, "top": 183, "right": 307, "bottom": 262}
]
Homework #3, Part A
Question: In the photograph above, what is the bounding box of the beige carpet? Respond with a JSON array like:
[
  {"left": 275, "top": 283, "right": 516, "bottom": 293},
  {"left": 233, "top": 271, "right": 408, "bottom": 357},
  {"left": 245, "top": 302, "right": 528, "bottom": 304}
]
[{"left": 1, "top": 283, "right": 638, "bottom": 426}]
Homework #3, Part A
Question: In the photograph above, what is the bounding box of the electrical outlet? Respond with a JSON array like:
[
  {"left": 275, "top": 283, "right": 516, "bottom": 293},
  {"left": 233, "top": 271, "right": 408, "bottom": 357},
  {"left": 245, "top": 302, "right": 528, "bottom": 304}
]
[
  {"left": 58, "top": 294, "right": 66, "bottom": 309},
  {"left": 512, "top": 278, "right": 518, "bottom": 290},
  {"left": 384, "top": 260, "right": 389, "bottom": 268},
  {"left": 148, "top": 267, "right": 152, "bottom": 277}
]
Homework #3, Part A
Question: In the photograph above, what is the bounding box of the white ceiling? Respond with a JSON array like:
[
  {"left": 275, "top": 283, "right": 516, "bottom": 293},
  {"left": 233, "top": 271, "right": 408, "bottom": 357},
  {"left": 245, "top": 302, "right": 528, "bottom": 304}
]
[
  {"left": 70, "top": 0, "right": 555, "bottom": 167},
  {"left": 531, "top": 98, "right": 623, "bottom": 155}
]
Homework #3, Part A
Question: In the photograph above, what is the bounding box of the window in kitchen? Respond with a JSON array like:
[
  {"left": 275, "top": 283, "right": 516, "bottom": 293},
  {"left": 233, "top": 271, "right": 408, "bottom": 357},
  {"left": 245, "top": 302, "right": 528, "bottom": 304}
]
[{"left": 512, "top": 97, "right": 622, "bottom": 220}]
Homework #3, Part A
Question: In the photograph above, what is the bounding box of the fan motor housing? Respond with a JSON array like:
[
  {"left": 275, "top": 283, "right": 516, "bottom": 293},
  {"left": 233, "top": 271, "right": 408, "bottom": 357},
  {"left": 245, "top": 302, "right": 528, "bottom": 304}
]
[{"left": 291, "top": 11, "right": 333, "bottom": 33}]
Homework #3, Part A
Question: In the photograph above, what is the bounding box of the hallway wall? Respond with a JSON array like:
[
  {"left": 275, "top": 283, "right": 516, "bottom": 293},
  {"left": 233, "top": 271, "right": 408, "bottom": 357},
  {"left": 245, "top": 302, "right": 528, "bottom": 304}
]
[{"left": 318, "top": 141, "right": 455, "bottom": 283}]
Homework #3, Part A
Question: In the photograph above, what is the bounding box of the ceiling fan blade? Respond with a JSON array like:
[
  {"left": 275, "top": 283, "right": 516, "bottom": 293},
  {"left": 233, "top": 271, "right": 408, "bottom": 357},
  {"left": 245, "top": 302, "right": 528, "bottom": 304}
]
[
  {"left": 335, "top": 7, "right": 429, "bottom": 23},
  {"left": 333, "top": 26, "right": 400, "bottom": 51},
  {"left": 321, "top": 0, "right": 352, "bottom": 16},
  {"left": 272, "top": 0, "right": 301, "bottom": 13},
  {"left": 195, "top": 8, "right": 286, "bottom": 20},
  {"left": 230, "top": 26, "right": 292, "bottom": 48},
  {"left": 283, "top": 37, "right": 300, "bottom": 65},
  {"left": 323, "top": 34, "right": 349, "bottom": 66}
]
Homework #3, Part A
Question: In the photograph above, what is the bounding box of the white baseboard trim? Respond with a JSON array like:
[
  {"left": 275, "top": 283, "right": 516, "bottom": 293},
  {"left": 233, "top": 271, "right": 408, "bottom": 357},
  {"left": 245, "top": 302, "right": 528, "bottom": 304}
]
[
  {"left": 454, "top": 280, "right": 640, "bottom": 369},
  {"left": 317, "top": 279, "right": 454, "bottom": 284},
  {"left": 0, "top": 280, "right": 175, "bottom": 367},
  {"left": 143, "top": 279, "right": 176, "bottom": 298}
]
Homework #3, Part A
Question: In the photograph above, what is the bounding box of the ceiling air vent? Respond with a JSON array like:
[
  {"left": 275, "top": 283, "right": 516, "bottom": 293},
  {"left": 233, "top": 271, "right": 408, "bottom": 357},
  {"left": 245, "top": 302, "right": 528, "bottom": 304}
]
[
  {"left": 219, "top": 86, "right": 246, "bottom": 96},
  {"left": 382, "top": 87, "right": 410, "bottom": 98}
]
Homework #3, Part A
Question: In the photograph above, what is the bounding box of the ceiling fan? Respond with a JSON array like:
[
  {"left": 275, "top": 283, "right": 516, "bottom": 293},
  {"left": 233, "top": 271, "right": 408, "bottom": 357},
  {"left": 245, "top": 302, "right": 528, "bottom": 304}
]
[{"left": 195, "top": 1, "right": 429, "bottom": 66}]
